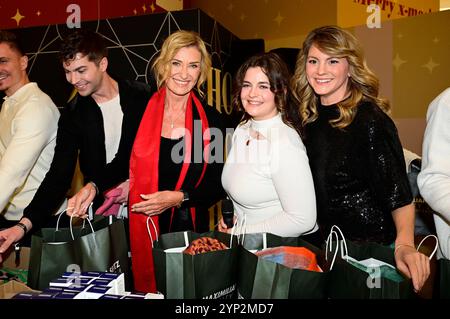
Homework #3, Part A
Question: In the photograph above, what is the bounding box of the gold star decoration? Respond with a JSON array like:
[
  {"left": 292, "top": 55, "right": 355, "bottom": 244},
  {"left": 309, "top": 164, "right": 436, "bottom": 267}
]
[
  {"left": 274, "top": 12, "right": 284, "bottom": 26},
  {"left": 433, "top": 37, "right": 440, "bottom": 44},
  {"left": 227, "top": 3, "right": 234, "bottom": 12},
  {"left": 240, "top": 13, "right": 246, "bottom": 21},
  {"left": 11, "top": 8, "right": 25, "bottom": 26},
  {"left": 142, "top": 4, "right": 147, "bottom": 13},
  {"left": 150, "top": 2, "right": 156, "bottom": 12},
  {"left": 422, "top": 57, "right": 439, "bottom": 74},
  {"left": 392, "top": 53, "right": 406, "bottom": 72},
  {"left": 36, "top": 10, "right": 41, "bottom": 16}
]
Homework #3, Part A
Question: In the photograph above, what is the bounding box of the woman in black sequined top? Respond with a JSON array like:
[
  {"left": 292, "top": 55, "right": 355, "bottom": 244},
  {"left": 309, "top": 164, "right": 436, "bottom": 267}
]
[{"left": 291, "top": 25, "right": 429, "bottom": 292}]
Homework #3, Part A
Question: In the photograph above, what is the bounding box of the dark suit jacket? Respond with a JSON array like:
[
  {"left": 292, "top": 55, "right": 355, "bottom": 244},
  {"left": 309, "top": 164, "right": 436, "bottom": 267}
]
[{"left": 23, "top": 78, "right": 152, "bottom": 230}]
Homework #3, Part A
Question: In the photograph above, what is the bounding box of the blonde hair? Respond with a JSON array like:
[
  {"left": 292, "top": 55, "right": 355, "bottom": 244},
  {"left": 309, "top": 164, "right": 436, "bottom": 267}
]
[
  {"left": 291, "top": 25, "right": 390, "bottom": 129},
  {"left": 152, "top": 30, "right": 211, "bottom": 97}
]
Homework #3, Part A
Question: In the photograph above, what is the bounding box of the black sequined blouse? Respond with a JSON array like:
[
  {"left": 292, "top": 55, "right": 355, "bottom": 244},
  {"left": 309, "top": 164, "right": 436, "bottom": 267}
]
[{"left": 304, "top": 100, "right": 412, "bottom": 244}]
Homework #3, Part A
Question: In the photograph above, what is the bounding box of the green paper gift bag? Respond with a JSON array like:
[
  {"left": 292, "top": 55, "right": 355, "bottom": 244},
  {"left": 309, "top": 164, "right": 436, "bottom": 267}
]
[
  {"left": 326, "top": 226, "right": 416, "bottom": 299},
  {"left": 237, "top": 233, "right": 329, "bottom": 299},
  {"left": 152, "top": 230, "right": 238, "bottom": 299},
  {"left": 28, "top": 215, "right": 130, "bottom": 290},
  {"left": 438, "top": 258, "right": 450, "bottom": 299}
]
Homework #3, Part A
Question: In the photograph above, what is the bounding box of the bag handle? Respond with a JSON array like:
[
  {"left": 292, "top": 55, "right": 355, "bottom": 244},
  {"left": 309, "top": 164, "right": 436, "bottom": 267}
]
[
  {"left": 229, "top": 217, "right": 239, "bottom": 248},
  {"left": 325, "top": 225, "right": 349, "bottom": 270},
  {"left": 416, "top": 234, "right": 439, "bottom": 260},
  {"left": 117, "top": 203, "right": 128, "bottom": 219},
  {"left": 330, "top": 225, "right": 349, "bottom": 258},
  {"left": 325, "top": 230, "right": 340, "bottom": 270},
  {"left": 183, "top": 231, "right": 189, "bottom": 247},
  {"left": 232, "top": 213, "right": 247, "bottom": 247},
  {"left": 236, "top": 214, "right": 248, "bottom": 246},
  {"left": 68, "top": 214, "right": 95, "bottom": 241},
  {"left": 146, "top": 216, "right": 158, "bottom": 248},
  {"left": 54, "top": 204, "right": 95, "bottom": 240},
  {"left": 56, "top": 203, "right": 94, "bottom": 231}
]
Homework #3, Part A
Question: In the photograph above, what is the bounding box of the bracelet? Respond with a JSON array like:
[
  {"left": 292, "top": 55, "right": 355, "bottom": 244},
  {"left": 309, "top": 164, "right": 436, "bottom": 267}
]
[
  {"left": 394, "top": 243, "right": 415, "bottom": 255},
  {"left": 15, "top": 222, "right": 28, "bottom": 234}
]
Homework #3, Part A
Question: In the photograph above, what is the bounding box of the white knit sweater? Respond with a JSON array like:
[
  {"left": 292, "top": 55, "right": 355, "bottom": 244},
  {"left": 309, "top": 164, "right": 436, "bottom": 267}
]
[{"left": 221, "top": 113, "right": 318, "bottom": 237}]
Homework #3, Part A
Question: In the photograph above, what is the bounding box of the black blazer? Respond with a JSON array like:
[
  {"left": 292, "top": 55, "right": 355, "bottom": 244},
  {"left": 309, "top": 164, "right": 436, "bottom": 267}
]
[{"left": 23, "top": 78, "right": 152, "bottom": 230}]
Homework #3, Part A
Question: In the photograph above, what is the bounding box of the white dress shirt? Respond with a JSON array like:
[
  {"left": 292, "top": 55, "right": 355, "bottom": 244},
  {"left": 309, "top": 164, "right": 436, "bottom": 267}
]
[
  {"left": 98, "top": 94, "right": 123, "bottom": 164},
  {"left": 0, "top": 82, "right": 60, "bottom": 221}
]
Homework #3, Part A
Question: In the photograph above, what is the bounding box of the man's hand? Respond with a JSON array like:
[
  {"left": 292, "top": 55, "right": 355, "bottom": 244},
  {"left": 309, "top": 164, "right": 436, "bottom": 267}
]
[{"left": 67, "top": 182, "right": 97, "bottom": 218}]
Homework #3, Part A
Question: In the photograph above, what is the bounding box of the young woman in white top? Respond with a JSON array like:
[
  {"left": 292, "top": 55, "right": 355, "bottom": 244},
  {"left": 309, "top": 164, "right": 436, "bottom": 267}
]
[{"left": 220, "top": 52, "right": 318, "bottom": 240}]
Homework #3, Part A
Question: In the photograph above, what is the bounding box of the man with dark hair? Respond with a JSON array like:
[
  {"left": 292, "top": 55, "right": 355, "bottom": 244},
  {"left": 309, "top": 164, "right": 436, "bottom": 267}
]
[
  {"left": 0, "top": 30, "right": 61, "bottom": 238},
  {"left": 0, "top": 29, "right": 152, "bottom": 261}
]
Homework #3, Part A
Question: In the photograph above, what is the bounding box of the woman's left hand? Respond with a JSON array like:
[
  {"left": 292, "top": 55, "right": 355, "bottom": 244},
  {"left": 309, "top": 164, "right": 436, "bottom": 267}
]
[
  {"left": 130, "top": 190, "right": 183, "bottom": 216},
  {"left": 217, "top": 217, "right": 233, "bottom": 234},
  {"left": 394, "top": 245, "right": 430, "bottom": 292}
]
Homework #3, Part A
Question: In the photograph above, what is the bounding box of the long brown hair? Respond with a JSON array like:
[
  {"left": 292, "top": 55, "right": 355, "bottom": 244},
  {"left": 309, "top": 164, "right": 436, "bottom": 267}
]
[
  {"left": 291, "top": 25, "right": 390, "bottom": 129},
  {"left": 232, "top": 52, "right": 303, "bottom": 136}
]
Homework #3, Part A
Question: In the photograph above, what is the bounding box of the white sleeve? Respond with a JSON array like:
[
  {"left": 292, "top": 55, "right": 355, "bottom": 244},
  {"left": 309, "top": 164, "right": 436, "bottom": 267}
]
[
  {"left": 0, "top": 101, "right": 57, "bottom": 211},
  {"left": 418, "top": 88, "right": 450, "bottom": 222},
  {"left": 244, "top": 131, "right": 317, "bottom": 237}
]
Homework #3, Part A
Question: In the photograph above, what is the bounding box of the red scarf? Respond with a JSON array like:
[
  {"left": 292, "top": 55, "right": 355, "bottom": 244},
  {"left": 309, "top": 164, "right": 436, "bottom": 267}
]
[{"left": 129, "top": 88, "right": 210, "bottom": 293}]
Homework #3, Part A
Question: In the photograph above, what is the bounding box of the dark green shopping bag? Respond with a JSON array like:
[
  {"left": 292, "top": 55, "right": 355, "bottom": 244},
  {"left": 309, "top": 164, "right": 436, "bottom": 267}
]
[
  {"left": 327, "top": 239, "right": 414, "bottom": 299},
  {"left": 28, "top": 216, "right": 130, "bottom": 290},
  {"left": 438, "top": 258, "right": 450, "bottom": 299},
  {"left": 237, "top": 233, "right": 329, "bottom": 299},
  {"left": 153, "top": 231, "right": 238, "bottom": 299}
]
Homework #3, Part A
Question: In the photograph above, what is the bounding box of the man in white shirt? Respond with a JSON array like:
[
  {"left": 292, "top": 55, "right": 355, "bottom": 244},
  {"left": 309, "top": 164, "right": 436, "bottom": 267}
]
[
  {"left": 0, "top": 31, "right": 60, "bottom": 234},
  {"left": 418, "top": 87, "right": 450, "bottom": 260}
]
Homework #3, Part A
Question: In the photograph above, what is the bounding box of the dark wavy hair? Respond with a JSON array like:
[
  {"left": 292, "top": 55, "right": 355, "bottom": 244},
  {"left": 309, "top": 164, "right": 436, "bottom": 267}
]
[
  {"left": 232, "top": 52, "right": 303, "bottom": 137},
  {"left": 59, "top": 29, "right": 108, "bottom": 65},
  {"left": 0, "top": 30, "right": 25, "bottom": 56}
]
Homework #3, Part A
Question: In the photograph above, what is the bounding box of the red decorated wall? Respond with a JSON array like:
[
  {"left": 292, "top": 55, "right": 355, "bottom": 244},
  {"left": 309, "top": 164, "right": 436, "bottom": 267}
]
[{"left": 0, "top": 0, "right": 169, "bottom": 29}]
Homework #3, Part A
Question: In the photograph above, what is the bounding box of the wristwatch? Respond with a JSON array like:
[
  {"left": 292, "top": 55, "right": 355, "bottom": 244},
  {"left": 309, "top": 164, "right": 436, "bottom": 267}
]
[
  {"left": 177, "top": 190, "right": 189, "bottom": 208},
  {"left": 181, "top": 190, "right": 189, "bottom": 202}
]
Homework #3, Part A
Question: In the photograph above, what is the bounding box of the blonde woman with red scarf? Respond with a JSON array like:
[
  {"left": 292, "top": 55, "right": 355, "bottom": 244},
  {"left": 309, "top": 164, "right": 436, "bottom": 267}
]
[
  {"left": 129, "top": 30, "right": 225, "bottom": 292},
  {"left": 65, "top": 30, "right": 225, "bottom": 293}
]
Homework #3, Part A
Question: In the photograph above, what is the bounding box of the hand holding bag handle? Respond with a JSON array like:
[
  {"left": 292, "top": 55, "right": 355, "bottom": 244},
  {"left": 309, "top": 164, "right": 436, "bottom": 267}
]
[
  {"left": 55, "top": 204, "right": 95, "bottom": 241},
  {"left": 416, "top": 234, "right": 439, "bottom": 260}
]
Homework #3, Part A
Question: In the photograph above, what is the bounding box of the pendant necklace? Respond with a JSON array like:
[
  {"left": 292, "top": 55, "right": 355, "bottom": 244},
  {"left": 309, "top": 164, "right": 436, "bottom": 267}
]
[
  {"left": 246, "top": 126, "right": 261, "bottom": 146},
  {"left": 167, "top": 106, "right": 185, "bottom": 129}
]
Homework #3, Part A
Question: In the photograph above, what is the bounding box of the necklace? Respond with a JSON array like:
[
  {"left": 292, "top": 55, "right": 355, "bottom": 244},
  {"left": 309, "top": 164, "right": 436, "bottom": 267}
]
[
  {"left": 166, "top": 106, "right": 185, "bottom": 129},
  {"left": 246, "top": 126, "right": 262, "bottom": 146}
]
